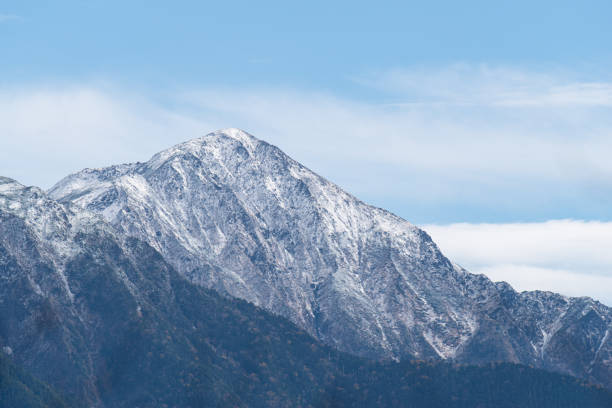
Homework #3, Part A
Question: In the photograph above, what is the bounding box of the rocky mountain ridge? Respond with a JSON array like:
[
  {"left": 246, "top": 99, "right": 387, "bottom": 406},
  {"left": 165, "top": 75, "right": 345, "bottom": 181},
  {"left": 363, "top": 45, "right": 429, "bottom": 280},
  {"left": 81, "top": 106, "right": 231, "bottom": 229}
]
[{"left": 47, "top": 129, "right": 612, "bottom": 388}]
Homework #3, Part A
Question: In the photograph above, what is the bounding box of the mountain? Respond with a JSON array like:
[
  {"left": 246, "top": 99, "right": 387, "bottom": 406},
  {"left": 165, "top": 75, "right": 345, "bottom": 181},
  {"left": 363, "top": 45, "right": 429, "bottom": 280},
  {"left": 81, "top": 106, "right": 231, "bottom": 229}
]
[
  {"left": 3, "top": 175, "right": 612, "bottom": 407},
  {"left": 48, "top": 128, "right": 612, "bottom": 389},
  {"left": 0, "top": 175, "right": 349, "bottom": 406}
]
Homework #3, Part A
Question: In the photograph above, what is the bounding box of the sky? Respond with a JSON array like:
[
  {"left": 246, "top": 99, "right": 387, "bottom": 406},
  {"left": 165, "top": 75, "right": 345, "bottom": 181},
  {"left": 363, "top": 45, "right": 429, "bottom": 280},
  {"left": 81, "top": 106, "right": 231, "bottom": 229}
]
[{"left": 1, "top": 1, "right": 612, "bottom": 304}]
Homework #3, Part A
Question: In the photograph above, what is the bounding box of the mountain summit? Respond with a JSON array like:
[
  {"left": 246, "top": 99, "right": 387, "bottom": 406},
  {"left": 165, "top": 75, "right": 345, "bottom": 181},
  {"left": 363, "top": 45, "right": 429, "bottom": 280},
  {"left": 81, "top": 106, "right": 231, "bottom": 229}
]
[{"left": 50, "top": 129, "right": 612, "bottom": 387}]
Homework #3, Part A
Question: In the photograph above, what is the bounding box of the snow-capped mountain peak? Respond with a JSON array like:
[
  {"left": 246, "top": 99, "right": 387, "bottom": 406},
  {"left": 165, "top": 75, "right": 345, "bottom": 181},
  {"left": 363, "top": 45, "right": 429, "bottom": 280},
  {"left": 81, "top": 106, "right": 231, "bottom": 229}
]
[{"left": 48, "top": 129, "right": 612, "bottom": 387}]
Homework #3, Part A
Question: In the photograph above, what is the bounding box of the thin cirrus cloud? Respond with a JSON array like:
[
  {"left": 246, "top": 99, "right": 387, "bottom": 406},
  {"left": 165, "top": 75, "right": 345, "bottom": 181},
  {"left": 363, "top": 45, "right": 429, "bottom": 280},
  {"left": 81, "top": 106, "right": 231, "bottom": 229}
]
[
  {"left": 356, "top": 64, "right": 612, "bottom": 107},
  {"left": 422, "top": 220, "right": 612, "bottom": 306}
]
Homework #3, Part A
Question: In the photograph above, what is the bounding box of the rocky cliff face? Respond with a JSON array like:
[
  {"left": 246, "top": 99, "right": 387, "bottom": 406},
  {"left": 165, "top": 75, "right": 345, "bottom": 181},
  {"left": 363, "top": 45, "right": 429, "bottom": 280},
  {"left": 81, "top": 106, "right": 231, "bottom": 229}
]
[{"left": 48, "top": 129, "right": 612, "bottom": 388}]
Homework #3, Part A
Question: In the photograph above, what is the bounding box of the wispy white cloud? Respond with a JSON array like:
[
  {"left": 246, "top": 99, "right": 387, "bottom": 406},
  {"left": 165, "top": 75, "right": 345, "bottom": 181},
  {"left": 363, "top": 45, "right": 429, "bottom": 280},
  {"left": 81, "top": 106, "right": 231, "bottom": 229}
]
[
  {"left": 357, "top": 64, "right": 612, "bottom": 107},
  {"left": 1, "top": 64, "right": 612, "bottom": 223},
  {"left": 422, "top": 220, "right": 612, "bottom": 306}
]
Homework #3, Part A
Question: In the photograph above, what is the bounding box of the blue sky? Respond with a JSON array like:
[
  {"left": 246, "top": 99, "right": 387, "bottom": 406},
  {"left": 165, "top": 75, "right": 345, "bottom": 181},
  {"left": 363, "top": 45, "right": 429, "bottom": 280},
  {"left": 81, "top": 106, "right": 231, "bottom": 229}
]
[
  {"left": 3, "top": 1, "right": 612, "bottom": 90},
  {"left": 2, "top": 1, "right": 612, "bottom": 302}
]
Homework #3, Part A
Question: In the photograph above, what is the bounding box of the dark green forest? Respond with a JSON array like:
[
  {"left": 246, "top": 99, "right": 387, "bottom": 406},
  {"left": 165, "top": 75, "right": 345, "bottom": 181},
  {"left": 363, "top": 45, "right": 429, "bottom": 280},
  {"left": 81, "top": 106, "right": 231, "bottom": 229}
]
[{"left": 3, "top": 276, "right": 612, "bottom": 407}]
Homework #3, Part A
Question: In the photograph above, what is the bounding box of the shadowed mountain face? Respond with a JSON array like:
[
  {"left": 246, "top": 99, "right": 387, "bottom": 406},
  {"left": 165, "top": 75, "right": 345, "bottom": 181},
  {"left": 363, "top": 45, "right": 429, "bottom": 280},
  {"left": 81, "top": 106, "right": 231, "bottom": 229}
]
[
  {"left": 3, "top": 176, "right": 612, "bottom": 407},
  {"left": 47, "top": 129, "right": 612, "bottom": 389}
]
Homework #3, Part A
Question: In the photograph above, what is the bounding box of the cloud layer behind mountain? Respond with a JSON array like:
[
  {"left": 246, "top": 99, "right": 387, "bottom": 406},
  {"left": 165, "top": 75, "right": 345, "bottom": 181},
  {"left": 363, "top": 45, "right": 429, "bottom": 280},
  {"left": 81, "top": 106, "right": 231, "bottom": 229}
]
[{"left": 423, "top": 220, "right": 612, "bottom": 306}]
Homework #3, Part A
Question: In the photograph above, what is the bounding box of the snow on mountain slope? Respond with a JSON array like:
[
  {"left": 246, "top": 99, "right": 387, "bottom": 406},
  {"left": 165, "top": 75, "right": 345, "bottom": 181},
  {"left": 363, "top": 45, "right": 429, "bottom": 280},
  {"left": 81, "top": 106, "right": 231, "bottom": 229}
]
[{"left": 49, "top": 129, "right": 612, "bottom": 386}]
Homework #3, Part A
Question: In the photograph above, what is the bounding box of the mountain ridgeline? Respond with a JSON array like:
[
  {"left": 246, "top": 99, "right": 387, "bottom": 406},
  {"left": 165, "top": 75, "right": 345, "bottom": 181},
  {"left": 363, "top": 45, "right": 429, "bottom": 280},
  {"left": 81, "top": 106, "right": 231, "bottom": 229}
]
[
  {"left": 48, "top": 128, "right": 612, "bottom": 389},
  {"left": 1, "top": 176, "right": 612, "bottom": 407}
]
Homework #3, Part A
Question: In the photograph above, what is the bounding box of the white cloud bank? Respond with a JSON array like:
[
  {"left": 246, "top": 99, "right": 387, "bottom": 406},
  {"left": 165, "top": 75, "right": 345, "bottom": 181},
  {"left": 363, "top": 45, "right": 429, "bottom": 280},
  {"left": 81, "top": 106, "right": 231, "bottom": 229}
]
[{"left": 422, "top": 220, "right": 612, "bottom": 306}]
